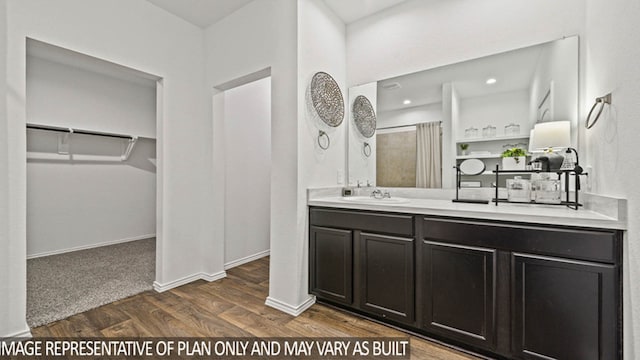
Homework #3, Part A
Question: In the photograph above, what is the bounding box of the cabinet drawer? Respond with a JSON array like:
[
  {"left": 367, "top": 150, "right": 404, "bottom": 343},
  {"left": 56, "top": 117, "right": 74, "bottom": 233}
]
[
  {"left": 310, "top": 208, "right": 414, "bottom": 237},
  {"left": 422, "top": 217, "right": 618, "bottom": 264}
]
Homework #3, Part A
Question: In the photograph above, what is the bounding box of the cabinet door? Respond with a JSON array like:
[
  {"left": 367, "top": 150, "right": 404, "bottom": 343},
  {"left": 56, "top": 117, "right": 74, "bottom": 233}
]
[
  {"left": 422, "top": 241, "right": 496, "bottom": 350},
  {"left": 512, "top": 254, "right": 618, "bottom": 360},
  {"left": 309, "top": 226, "right": 353, "bottom": 305},
  {"left": 359, "top": 232, "right": 414, "bottom": 324}
]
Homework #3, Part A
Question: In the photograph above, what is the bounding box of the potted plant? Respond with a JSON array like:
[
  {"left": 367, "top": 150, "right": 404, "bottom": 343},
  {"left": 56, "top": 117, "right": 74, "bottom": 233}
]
[
  {"left": 501, "top": 147, "right": 527, "bottom": 170},
  {"left": 459, "top": 143, "right": 469, "bottom": 156}
]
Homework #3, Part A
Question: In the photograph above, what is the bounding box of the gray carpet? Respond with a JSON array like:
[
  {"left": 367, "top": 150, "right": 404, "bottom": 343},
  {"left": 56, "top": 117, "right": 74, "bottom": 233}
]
[{"left": 27, "top": 238, "right": 155, "bottom": 328}]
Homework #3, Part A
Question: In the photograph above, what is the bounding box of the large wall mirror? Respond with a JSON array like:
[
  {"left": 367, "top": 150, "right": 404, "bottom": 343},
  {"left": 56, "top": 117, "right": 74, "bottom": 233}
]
[{"left": 347, "top": 36, "right": 578, "bottom": 189}]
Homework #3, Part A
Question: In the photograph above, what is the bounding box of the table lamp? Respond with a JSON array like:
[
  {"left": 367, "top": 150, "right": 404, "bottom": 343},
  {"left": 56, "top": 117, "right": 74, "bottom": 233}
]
[{"left": 529, "top": 121, "right": 570, "bottom": 171}]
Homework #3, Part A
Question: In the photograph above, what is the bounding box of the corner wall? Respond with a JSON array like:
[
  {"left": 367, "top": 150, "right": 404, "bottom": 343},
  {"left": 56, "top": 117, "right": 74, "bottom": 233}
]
[
  {"left": 0, "top": 0, "right": 27, "bottom": 338},
  {"left": 223, "top": 77, "right": 271, "bottom": 267},
  {"left": 296, "top": 0, "right": 347, "bottom": 309},
  {"left": 584, "top": 0, "right": 640, "bottom": 357},
  {"left": 204, "top": 0, "right": 302, "bottom": 312},
  {"left": 205, "top": 0, "right": 346, "bottom": 314}
]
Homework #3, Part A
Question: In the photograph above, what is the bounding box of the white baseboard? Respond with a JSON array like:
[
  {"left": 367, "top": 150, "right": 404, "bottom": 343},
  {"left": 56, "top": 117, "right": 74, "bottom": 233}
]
[
  {"left": 3, "top": 327, "right": 32, "bottom": 339},
  {"left": 154, "top": 271, "right": 227, "bottom": 293},
  {"left": 224, "top": 249, "right": 270, "bottom": 270},
  {"left": 265, "top": 295, "right": 316, "bottom": 317},
  {"left": 200, "top": 270, "right": 227, "bottom": 282},
  {"left": 27, "top": 234, "right": 156, "bottom": 259}
]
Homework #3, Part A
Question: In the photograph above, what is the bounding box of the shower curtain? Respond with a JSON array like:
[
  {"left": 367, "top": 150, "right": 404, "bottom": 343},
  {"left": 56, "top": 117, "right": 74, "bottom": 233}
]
[{"left": 416, "top": 122, "right": 442, "bottom": 188}]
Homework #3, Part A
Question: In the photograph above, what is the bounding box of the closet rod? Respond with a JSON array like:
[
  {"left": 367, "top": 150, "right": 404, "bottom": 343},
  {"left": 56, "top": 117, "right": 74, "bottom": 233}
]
[{"left": 26, "top": 123, "right": 134, "bottom": 140}]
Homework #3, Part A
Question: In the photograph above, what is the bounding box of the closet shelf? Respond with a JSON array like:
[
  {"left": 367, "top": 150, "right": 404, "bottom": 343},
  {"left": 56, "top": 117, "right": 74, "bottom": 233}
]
[{"left": 26, "top": 123, "right": 151, "bottom": 161}]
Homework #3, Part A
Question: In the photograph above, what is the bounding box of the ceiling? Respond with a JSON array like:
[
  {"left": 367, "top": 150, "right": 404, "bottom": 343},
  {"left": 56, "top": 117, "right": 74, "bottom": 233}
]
[
  {"left": 27, "top": 38, "right": 159, "bottom": 87},
  {"left": 377, "top": 44, "right": 545, "bottom": 113},
  {"left": 323, "top": 0, "right": 408, "bottom": 24},
  {"left": 146, "top": 0, "right": 408, "bottom": 28}
]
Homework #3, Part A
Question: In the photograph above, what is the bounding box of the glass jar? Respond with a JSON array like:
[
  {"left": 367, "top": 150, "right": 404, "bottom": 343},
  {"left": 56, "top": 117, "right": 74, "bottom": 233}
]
[
  {"left": 482, "top": 125, "right": 496, "bottom": 138},
  {"left": 534, "top": 179, "right": 562, "bottom": 204},
  {"left": 505, "top": 123, "right": 520, "bottom": 136},
  {"left": 507, "top": 176, "right": 531, "bottom": 203},
  {"left": 464, "top": 127, "right": 479, "bottom": 138}
]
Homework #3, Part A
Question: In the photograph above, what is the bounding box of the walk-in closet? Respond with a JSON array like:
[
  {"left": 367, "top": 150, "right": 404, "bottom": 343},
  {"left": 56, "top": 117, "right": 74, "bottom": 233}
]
[{"left": 25, "top": 39, "right": 159, "bottom": 328}]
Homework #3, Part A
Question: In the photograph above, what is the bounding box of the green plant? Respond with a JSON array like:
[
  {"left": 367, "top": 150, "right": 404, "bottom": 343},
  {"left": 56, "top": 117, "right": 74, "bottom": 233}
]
[
  {"left": 459, "top": 143, "right": 469, "bottom": 151},
  {"left": 501, "top": 147, "right": 527, "bottom": 163}
]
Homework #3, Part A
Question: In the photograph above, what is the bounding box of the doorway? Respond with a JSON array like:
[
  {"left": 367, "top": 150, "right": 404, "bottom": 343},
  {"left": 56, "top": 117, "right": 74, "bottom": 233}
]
[
  {"left": 24, "top": 39, "right": 159, "bottom": 328},
  {"left": 221, "top": 76, "right": 272, "bottom": 269}
]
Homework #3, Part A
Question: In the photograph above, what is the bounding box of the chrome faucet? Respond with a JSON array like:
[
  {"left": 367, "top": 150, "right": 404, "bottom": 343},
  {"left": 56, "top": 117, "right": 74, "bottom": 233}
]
[{"left": 370, "top": 188, "right": 391, "bottom": 199}]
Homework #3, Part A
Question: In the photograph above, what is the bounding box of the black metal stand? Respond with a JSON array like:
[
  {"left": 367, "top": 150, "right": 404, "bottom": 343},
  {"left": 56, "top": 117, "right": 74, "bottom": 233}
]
[
  {"left": 452, "top": 166, "right": 489, "bottom": 204},
  {"left": 492, "top": 165, "right": 581, "bottom": 210}
]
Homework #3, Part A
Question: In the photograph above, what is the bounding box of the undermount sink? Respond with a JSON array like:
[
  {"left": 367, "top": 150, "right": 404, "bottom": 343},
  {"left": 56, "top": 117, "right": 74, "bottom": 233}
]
[{"left": 341, "top": 196, "right": 410, "bottom": 205}]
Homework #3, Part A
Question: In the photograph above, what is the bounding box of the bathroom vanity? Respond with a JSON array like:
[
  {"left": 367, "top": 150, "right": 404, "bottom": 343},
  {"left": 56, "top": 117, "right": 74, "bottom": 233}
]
[{"left": 308, "top": 194, "right": 625, "bottom": 360}]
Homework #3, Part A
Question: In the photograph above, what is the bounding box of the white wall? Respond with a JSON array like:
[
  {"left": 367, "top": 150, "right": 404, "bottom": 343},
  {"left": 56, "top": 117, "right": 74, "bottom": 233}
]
[
  {"left": 0, "top": 0, "right": 26, "bottom": 338},
  {"left": 27, "top": 135, "right": 156, "bottom": 257},
  {"left": 206, "top": 0, "right": 346, "bottom": 313},
  {"left": 205, "top": 0, "right": 345, "bottom": 314},
  {"left": 528, "top": 37, "right": 579, "bottom": 145},
  {"left": 298, "top": 0, "right": 347, "bottom": 189},
  {"left": 26, "top": 54, "right": 156, "bottom": 257},
  {"left": 458, "top": 90, "right": 530, "bottom": 138},
  {"left": 26, "top": 56, "right": 156, "bottom": 137},
  {"left": 347, "top": 82, "right": 376, "bottom": 186},
  {"left": 296, "top": 0, "right": 347, "bottom": 311},
  {"left": 377, "top": 102, "right": 441, "bottom": 130},
  {"left": 584, "top": 0, "right": 640, "bottom": 357},
  {"left": 205, "top": 0, "right": 302, "bottom": 312},
  {"left": 1, "top": 0, "right": 210, "bottom": 336},
  {"left": 441, "top": 83, "right": 458, "bottom": 188},
  {"left": 346, "top": 0, "right": 585, "bottom": 87},
  {"left": 223, "top": 77, "right": 271, "bottom": 266}
]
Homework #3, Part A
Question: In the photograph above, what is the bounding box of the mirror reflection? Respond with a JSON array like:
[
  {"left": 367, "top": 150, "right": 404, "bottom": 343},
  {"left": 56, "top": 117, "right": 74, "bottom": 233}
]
[{"left": 347, "top": 36, "right": 578, "bottom": 189}]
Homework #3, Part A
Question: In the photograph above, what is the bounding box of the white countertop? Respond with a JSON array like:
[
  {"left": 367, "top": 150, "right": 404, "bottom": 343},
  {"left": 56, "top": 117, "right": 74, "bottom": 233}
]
[{"left": 308, "top": 194, "right": 627, "bottom": 230}]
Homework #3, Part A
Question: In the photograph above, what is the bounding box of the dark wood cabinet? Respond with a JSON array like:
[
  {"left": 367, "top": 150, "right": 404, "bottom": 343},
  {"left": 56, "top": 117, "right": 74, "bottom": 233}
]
[
  {"left": 309, "top": 226, "right": 353, "bottom": 305},
  {"left": 359, "top": 232, "right": 414, "bottom": 324},
  {"left": 512, "top": 254, "right": 618, "bottom": 360},
  {"left": 309, "top": 207, "right": 622, "bottom": 360},
  {"left": 421, "top": 241, "right": 496, "bottom": 350}
]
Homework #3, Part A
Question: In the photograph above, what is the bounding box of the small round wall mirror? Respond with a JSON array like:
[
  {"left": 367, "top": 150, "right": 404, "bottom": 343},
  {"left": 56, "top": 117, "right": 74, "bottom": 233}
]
[{"left": 459, "top": 158, "right": 486, "bottom": 175}]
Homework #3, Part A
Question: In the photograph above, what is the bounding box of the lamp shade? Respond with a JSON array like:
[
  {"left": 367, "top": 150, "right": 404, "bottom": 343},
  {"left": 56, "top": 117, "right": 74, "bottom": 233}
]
[
  {"left": 530, "top": 121, "right": 570, "bottom": 150},
  {"left": 528, "top": 129, "right": 537, "bottom": 152}
]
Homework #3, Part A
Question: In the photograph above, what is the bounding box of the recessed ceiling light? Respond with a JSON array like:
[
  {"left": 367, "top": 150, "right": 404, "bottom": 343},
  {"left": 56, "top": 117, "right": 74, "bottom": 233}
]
[
  {"left": 381, "top": 82, "right": 401, "bottom": 91},
  {"left": 486, "top": 78, "right": 497, "bottom": 85},
  {"left": 403, "top": 99, "right": 412, "bottom": 105}
]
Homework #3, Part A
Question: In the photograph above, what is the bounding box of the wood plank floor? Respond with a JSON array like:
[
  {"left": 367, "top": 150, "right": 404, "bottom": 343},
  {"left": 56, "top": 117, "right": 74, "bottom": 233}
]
[{"left": 32, "top": 257, "right": 480, "bottom": 359}]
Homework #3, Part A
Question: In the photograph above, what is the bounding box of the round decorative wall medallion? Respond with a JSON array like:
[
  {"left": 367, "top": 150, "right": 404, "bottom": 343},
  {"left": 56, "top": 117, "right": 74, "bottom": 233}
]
[
  {"left": 352, "top": 95, "right": 376, "bottom": 138},
  {"left": 310, "top": 72, "right": 344, "bottom": 127}
]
